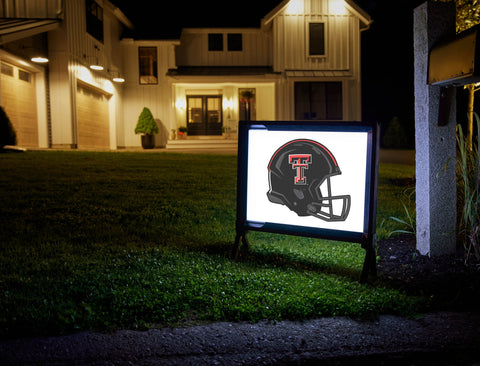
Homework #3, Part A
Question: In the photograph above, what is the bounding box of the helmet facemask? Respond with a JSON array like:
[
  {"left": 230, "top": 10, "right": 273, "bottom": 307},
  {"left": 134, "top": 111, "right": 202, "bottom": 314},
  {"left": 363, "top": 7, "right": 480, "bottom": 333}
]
[{"left": 267, "top": 139, "right": 351, "bottom": 222}]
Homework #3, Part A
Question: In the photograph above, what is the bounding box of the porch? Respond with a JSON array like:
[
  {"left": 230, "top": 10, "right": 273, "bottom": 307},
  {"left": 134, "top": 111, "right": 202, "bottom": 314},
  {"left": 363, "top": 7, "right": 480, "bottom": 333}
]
[{"left": 166, "top": 137, "right": 238, "bottom": 154}]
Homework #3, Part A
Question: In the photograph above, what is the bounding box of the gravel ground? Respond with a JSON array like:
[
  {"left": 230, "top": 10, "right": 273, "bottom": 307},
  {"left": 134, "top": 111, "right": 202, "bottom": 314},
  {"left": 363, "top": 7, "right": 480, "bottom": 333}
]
[
  {"left": 1, "top": 234, "right": 480, "bottom": 365},
  {"left": 1, "top": 312, "right": 479, "bottom": 365}
]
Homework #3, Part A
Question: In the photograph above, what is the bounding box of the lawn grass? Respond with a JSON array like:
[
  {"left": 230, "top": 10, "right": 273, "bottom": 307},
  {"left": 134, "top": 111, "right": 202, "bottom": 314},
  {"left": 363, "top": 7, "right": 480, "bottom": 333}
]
[{"left": 0, "top": 151, "right": 417, "bottom": 338}]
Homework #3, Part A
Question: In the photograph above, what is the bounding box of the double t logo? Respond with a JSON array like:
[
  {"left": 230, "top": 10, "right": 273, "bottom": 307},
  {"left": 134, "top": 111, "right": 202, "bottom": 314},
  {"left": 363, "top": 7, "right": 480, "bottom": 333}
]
[{"left": 288, "top": 154, "right": 312, "bottom": 185}]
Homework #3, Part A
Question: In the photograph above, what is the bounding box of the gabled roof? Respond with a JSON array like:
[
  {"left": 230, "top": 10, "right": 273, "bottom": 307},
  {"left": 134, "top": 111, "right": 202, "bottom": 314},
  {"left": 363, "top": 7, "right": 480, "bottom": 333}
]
[{"left": 262, "top": 0, "right": 372, "bottom": 30}]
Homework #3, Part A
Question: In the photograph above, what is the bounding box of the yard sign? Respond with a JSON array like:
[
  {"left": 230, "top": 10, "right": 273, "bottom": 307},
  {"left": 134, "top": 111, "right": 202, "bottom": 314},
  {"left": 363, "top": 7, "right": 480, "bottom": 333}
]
[{"left": 234, "top": 121, "right": 379, "bottom": 282}]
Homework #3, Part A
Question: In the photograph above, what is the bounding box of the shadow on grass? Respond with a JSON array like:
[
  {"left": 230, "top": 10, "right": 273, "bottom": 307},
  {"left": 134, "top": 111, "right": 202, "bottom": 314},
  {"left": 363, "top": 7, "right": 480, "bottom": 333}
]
[{"left": 193, "top": 239, "right": 363, "bottom": 282}]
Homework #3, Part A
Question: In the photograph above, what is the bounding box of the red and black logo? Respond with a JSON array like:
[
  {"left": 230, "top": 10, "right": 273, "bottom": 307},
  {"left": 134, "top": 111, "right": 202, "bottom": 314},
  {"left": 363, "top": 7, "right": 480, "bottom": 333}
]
[{"left": 267, "top": 139, "right": 350, "bottom": 222}]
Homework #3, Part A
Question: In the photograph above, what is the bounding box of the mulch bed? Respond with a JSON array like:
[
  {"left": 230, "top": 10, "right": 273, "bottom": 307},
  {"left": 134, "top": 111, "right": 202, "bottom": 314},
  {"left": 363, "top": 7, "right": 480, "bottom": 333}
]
[{"left": 376, "top": 234, "right": 480, "bottom": 311}]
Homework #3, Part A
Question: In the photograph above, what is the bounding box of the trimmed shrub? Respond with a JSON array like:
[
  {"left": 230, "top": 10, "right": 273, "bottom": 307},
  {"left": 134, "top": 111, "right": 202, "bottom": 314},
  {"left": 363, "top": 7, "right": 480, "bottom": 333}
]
[{"left": 135, "top": 107, "right": 159, "bottom": 135}]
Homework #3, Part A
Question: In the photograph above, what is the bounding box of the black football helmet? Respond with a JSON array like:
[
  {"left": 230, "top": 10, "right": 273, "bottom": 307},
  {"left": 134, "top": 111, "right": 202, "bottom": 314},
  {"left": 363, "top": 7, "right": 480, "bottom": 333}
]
[{"left": 267, "top": 139, "right": 351, "bottom": 222}]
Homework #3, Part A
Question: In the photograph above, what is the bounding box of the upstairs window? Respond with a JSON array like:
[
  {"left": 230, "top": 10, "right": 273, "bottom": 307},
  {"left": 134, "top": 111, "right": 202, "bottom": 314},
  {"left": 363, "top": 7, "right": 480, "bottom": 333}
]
[
  {"left": 308, "top": 22, "right": 325, "bottom": 56},
  {"left": 227, "top": 33, "right": 243, "bottom": 51},
  {"left": 208, "top": 34, "right": 223, "bottom": 51},
  {"left": 138, "top": 47, "right": 158, "bottom": 84},
  {"left": 86, "top": 0, "right": 103, "bottom": 42}
]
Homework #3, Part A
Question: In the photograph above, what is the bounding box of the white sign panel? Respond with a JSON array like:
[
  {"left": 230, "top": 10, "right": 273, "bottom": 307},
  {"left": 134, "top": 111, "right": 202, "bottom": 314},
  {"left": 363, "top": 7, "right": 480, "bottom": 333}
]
[
  {"left": 235, "top": 121, "right": 378, "bottom": 242},
  {"left": 246, "top": 130, "right": 369, "bottom": 234}
]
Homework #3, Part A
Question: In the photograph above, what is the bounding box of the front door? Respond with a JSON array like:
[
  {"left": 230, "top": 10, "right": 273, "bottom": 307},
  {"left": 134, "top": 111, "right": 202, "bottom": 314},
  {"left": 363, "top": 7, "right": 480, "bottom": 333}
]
[{"left": 187, "top": 95, "right": 222, "bottom": 136}]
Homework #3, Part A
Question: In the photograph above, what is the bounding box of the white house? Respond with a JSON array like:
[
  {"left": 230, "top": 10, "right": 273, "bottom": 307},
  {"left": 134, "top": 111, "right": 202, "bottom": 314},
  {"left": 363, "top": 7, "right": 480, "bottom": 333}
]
[{"left": 0, "top": 0, "right": 371, "bottom": 150}]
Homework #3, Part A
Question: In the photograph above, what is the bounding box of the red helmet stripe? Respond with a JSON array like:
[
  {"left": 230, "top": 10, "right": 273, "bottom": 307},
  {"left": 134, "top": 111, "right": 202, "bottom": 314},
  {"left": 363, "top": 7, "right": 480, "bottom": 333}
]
[{"left": 268, "top": 139, "right": 338, "bottom": 170}]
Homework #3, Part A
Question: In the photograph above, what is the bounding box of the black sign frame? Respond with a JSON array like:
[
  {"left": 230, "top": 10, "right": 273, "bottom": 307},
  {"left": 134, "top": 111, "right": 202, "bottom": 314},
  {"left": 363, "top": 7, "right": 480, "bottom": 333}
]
[{"left": 233, "top": 120, "right": 379, "bottom": 282}]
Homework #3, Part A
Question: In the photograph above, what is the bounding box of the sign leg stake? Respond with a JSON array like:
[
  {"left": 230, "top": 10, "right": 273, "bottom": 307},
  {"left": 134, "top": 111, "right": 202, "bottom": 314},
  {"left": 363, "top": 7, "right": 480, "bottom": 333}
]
[
  {"left": 232, "top": 231, "right": 250, "bottom": 261},
  {"left": 360, "top": 236, "right": 377, "bottom": 283}
]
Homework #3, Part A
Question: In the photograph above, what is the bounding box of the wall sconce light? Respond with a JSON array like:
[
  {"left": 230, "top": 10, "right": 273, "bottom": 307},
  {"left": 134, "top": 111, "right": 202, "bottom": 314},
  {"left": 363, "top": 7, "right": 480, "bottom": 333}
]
[
  {"left": 31, "top": 56, "right": 49, "bottom": 63},
  {"left": 175, "top": 98, "right": 186, "bottom": 110},
  {"left": 90, "top": 45, "right": 103, "bottom": 71},
  {"left": 110, "top": 70, "right": 125, "bottom": 82},
  {"left": 28, "top": 34, "right": 49, "bottom": 63},
  {"left": 90, "top": 63, "right": 103, "bottom": 71}
]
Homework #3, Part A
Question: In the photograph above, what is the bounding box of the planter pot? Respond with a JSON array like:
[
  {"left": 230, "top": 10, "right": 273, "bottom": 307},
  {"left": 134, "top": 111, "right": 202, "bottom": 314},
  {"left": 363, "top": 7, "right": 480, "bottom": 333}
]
[{"left": 141, "top": 134, "right": 155, "bottom": 149}]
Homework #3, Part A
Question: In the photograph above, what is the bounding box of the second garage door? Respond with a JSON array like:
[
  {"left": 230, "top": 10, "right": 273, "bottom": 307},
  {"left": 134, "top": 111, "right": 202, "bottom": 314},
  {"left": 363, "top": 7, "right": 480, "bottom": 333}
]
[{"left": 76, "top": 83, "right": 110, "bottom": 149}]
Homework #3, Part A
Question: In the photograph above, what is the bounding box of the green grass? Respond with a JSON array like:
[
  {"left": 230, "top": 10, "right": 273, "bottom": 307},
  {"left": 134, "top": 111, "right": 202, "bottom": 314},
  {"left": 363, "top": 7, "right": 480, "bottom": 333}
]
[{"left": 0, "top": 151, "right": 417, "bottom": 338}]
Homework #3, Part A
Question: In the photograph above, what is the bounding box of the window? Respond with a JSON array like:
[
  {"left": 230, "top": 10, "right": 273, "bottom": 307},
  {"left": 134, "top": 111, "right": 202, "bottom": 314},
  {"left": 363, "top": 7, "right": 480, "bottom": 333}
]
[
  {"left": 309, "top": 23, "right": 325, "bottom": 56},
  {"left": 295, "top": 82, "right": 342, "bottom": 120},
  {"left": 228, "top": 33, "right": 242, "bottom": 51},
  {"left": 208, "top": 33, "right": 223, "bottom": 51},
  {"left": 138, "top": 47, "right": 158, "bottom": 84},
  {"left": 86, "top": 0, "right": 103, "bottom": 42},
  {"left": 18, "top": 69, "right": 31, "bottom": 83},
  {"left": 1, "top": 62, "right": 13, "bottom": 77},
  {"left": 239, "top": 89, "right": 256, "bottom": 121}
]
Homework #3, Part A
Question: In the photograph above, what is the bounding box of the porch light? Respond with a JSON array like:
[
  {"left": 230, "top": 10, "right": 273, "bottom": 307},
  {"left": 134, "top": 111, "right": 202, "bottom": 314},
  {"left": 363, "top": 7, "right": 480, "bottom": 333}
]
[
  {"left": 223, "top": 98, "right": 233, "bottom": 110},
  {"left": 175, "top": 98, "right": 186, "bottom": 110},
  {"left": 113, "top": 76, "right": 125, "bottom": 83}
]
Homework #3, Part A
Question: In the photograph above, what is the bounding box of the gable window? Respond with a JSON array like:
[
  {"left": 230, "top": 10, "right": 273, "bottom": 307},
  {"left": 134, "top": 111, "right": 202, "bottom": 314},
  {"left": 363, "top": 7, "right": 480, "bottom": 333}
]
[
  {"left": 208, "top": 33, "right": 223, "bottom": 51},
  {"left": 227, "top": 33, "right": 243, "bottom": 51},
  {"left": 308, "top": 23, "right": 325, "bottom": 56},
  {"left": 86, "top": 0, "right": 103, "bottom": 42},
  {"left": 138, "top": 47, "right": 158, "bottom": 84},
  {"left": 295, "top": 82, "right": 342, "bottom": 120}
]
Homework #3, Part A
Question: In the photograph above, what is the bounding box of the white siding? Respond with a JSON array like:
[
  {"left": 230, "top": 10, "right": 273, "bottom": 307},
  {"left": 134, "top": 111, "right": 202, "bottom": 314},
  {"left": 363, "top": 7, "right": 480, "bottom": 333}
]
[
  {"left": 272, "top": 0, "right": 360, "bottom": 72},
  {"left": 120, "top": 40, "right": 179, "bottom": 147},
  {"left": 176, "top": 28, "right": 272, "bottom": 67},
  {"left": 48, "top": 0, "right": 127, "bottom": 148},
  {"left": 269, "top": 0, "right": 365, "bottom": 121}
]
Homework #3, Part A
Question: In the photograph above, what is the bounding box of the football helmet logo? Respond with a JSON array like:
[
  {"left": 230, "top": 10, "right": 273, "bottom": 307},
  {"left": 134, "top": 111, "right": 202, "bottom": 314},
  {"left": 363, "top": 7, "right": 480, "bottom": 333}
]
[{"left": 267, "top": 139, "right": 351, "bottom": 222}]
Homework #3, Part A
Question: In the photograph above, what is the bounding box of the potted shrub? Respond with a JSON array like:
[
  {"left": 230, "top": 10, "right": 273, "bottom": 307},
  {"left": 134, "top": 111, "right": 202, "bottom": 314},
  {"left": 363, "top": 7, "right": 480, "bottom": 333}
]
[{"left": 135, "top": 107, "right": 159, "bottom": 149}]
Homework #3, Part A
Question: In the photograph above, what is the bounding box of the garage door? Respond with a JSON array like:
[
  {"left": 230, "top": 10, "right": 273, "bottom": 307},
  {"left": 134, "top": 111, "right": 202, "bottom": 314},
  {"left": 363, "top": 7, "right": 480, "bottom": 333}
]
[
  {"left": 76, "top": 83, "right": 110, "bottom": 149},
  {"left": 0, "top": 61, "right": 38, "bottom": 148}
]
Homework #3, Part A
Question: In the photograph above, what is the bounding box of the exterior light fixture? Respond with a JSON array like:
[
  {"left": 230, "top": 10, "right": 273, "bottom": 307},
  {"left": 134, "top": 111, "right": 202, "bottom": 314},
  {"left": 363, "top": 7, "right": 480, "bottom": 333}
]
[
  {"left": 111, "top": 70, "right": 125, "bottom": 82},
  {"left": 90, "top": 44, "right": 103, "bottom": 70},
  {"left": 90, "top": 62, "right": 104, "bottom": 71},
  {"left": 31, "top": 56, "right": 49, "bottom": 63}
]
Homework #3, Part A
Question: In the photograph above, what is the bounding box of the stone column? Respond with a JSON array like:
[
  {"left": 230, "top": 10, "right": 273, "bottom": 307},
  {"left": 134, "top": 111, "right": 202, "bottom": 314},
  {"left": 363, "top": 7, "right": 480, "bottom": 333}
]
[{"left": 414, "top": 1, "right": 457, "bottom": 256}]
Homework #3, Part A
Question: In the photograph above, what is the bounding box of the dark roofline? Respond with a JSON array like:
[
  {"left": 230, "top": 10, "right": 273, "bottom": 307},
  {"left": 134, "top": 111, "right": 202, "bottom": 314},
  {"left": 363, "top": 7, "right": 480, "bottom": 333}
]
[{"left": 167, "top": 66, "right": 279, "bottom": 77}]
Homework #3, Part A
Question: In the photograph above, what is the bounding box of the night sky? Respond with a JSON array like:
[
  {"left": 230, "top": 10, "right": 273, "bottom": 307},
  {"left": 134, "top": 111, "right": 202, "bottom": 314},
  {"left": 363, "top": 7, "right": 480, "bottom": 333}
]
[{"left": 112, "top": 0, "right": 462, "bottom": 144}]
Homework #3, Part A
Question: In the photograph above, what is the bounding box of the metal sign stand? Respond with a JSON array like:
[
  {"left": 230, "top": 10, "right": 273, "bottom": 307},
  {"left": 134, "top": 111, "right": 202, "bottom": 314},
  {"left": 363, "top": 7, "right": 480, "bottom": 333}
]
[
  {"left": 232, "top": 229, "right": 250, "bottom": 261},
  {"left": 360, "top": 236, "right": 377, "bottom": 283},
  {"left": 232, "top": 121, "right": 380, "bottom": 283}
]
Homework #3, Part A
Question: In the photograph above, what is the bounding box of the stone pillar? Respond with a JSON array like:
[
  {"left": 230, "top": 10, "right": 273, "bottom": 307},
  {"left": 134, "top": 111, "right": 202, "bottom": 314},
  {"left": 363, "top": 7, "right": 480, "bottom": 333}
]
[{"left": 414, "top": 1, "right": 457, "bottom": 256}]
